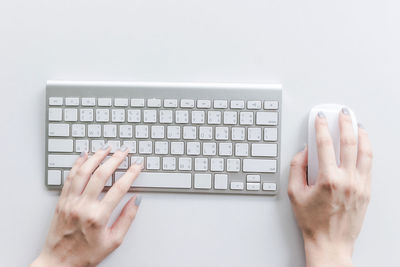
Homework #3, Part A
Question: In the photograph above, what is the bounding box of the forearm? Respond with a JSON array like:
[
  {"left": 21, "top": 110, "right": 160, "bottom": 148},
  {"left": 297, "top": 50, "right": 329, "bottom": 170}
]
[{"left": 304, "top": 238, "right": 353, "bottom": 267}]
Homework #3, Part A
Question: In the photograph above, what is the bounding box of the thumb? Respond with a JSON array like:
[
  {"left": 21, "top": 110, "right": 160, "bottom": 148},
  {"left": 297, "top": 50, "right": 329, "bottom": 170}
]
[{"left": 288, "top": 145, "right": 308, "bottom": 202}]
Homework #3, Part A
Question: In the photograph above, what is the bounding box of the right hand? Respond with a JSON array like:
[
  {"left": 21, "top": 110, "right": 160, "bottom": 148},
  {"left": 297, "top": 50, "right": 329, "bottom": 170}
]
[{"left": 288, "top": 110, "right": 373, "bottom": 267}]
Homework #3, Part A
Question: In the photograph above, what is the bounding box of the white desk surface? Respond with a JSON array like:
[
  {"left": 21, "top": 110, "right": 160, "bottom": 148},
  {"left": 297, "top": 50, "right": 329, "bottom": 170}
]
[{"left": 1, "top": 1, "right": 399, "bottom": 266}]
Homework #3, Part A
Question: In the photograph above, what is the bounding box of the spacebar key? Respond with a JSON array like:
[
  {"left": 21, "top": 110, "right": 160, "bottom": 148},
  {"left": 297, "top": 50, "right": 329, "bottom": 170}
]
[
  {"left": 132, "top": 172, "right": 192, "bottom": 189},
  {"left": 243, "top": 159, "right": 277, "bottom": 173}
]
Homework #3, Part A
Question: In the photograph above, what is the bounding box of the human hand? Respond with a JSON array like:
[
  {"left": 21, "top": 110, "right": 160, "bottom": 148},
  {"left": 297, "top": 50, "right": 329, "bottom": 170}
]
[
  {"left": 31, "top": 145, "right": 143, "bottom": 267},
  {"left": 288, "top": 109, "right": 373, "bottom": 267}
]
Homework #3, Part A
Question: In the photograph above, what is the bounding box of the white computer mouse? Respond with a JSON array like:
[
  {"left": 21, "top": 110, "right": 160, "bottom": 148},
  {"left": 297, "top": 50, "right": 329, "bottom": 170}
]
[{"left": 307, "top": 104, "right": 358, "bottom": 185}]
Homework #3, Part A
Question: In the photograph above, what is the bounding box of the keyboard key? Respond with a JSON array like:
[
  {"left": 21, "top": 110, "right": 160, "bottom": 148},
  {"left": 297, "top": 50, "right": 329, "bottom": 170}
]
[
  {"left": 104, "top": 125, "right": 117, "bottom": 138},
  {"left": 208, "top": 111, "right": 221, "bottom": 124},
  {"left": 167, "top": 126, "right": 181, "bottom": 139},
  {"left": 82, "top": 98, "right": 96, "bottom": 106},
  {"left": 197, "top": 100, "right": 211, "bottom": 108},
  {"left": 239, "top": 112, "right": 253, "bottom": 125},
  {"left": 231, "top": 182, "right": 244, "bottom": 190},
  {"left": 48, "top": 139, "right": 73, "bottom": 152},
  {"left": 199, "top": 127, "right": 213, "bottom": 140},
  {"left": 214, "top": 174, "right": 228, "bottom": 189},
  {"left": 264, "top": 101, "right": 279, "bottom": 110},
  {"left": 243, "top": 159, "right": 277, "bottom": 173},
  {"left": 247, "top": 183, "right": 260, "bottom": 191},
  {"left": 214, "top": 100, "right": 228, "bottom": 109},
  {"left": 232, "top": 127, "right": 245, "bottom": 141},
  {"left": 122, "top": 141, "right": 136, "bottom": 153},
  {"left": 218, "top": 143, "right": 232, "bottom": 156},
  {"left": 162, "top": 157, "right": 176, "bottom": 170},
  {"left": 247, "top": 175, "right": 260, "bottom": 182},
  {"left": 114, "top": 98, "right": 128, "bottom": 107},
  {"left": 96, "top": 109, "right": 109, "bottom": 122},
  {"left": 75, "top": 139, "right": 89, "bottom": 152},
  {"left": 135, "top": 125, "right": 149, "bottom": 138},
  {"left": 247, "top": 101, "right": 261, "bottom": 110},
  {"left": 256, "top": 112, "right": 278, "bottom": 125},
  {"left": 48, "top": 170, "right": 62, "bottom": 185},
  {"left": 223, "top": 111, "right": 237, "bottom": 125},
  {"left": 176, "top": 110, "right": 189, "bottom": 124},
  {"left": 263, "top": 182, "right": 277, "bottom": 191},
  {"left": 195, "top": 158, "right": 208, "bottom": 171},
  {"left": 48, "top": 123, "right": 69, "bottom": 137},
  {"left": 230, "top": 100, "right": 245, "bottom": 109},
  {"left": 112, "top": 109, "right": 125, "bottom": 122},
  {"left": 48, "top": 155, "right": 79, "bottom": 168},
  {"left": 147, "top": 98, "right": 161, "bottom": 107},
  {"left": 80, "top": 109, "right": 94, "bottom": 121},
  {"left": 91, "top": 140, "right": 105, "bottom": 152},
  {"left": 180, "top": 99, "right": 195, "bottom": 108},
  {"left": 171, "top": 142, "right": 184, "bottom": 155},
  {"left": 215, "top": 127, "right": 229, "bottom": 140},
  {"left": 147, "top": 157, "right": 160, "bottom": 170},
  {"left": 72, "top": 124, "right": 85, "bottom": 137},
  {"left": 251, "top": 144, "right": 277, "bottom": 157},
  {"left": 131, "top": 98, "right": 145, "bottom": 107},
  {"left": 187, "top": 142, "right": 200, "bottom": 155},
  {"left": 49, "top": 97, "right": 63, "bottom": 106},
  {"left": 48, "top": 108, "right": 62, "bottom": 121},
  {"left": 88, "top": 124, "right": 101, "bottom": 137},
  {"left": 155, "top": 141, "right": 168, "bottom": 154},
  {"left": 164, "top": 99, "right": 178, "bottom": 108},
  {"left": 178, "top": 157, "right": 192, "bottom": 170},
  {"left": 183, "top": 126, "right": 196, "bottom": 140},
  {"left": 192, "top": 111, "right": 205, "bottom": 124},
  {"left": 151, "top": 126, "right": 165, "bottom": 139},
  {"left": 210, "top": 158, "right": 224, "bottom": 171},
  {"left": 98, "top": 98, "right": 112, "bottom": 106},
  {"left": 264, "top": 128, "right": 278, "bottom": 141},
  {"left": 119, "top": 125, "right": 133, "bottom": 138},
  {"left": 235, "top": 143, "right": 249, "bottom": 157},
  {"left": 248, "top": 128, "right": 262, "bottom": 141},
  {"left": 65, "top": 97, "right": 79, "bottom": 106},
  {"left": 132, "top": 172, "right": 192, "bottom": 189},
  {"left": 203, "top": 143, "right": 217, "bottom": 156},
  {"left": 194, "top": 174, "right": 211, "bottom": 189},
  {"left": 127, "top": 110, "right": 141, "bottom": 122},
  {"left": 227, "top": 159, "right": 240, "bottom": 172},
  {"left": 107, "top": 140, "right": 120, "bottom": 153},
  {"left": 139, "top": 141, "right": 152, "bottom": 154},
  {"left": 160, "top": 110, "right": 173, "bottom": 123},
  {"left": 64, "top": 109, "right": 78, "bottom": 121}
]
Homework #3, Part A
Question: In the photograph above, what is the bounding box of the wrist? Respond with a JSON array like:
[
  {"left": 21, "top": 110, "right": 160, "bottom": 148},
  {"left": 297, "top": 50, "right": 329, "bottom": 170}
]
[
  {"left": 303, "top": 237, "right": 353, "bottom": 267},
  {"left": 31, "top": 251, "right": 73, "bottom": 267}
]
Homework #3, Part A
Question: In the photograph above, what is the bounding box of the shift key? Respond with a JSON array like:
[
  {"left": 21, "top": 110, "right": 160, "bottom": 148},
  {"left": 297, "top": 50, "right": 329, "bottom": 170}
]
[{"left": 243, "top": 159, "right": 277, "bottom": 173}]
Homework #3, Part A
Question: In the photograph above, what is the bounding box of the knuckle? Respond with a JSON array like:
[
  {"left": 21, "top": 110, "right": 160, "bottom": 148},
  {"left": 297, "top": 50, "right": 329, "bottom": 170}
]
[
  {"left": 316, "top": 136, "right": 332, "bottom": 147},
  {"left": 77, "top": 168, "right": 88, "bottom": 177},
  {"left": 111, "top": 236, "right": 123, "bottom": 249},
  {"left": 360, "top": 148, "right": 374, "bottom": 159},
  {"left": 319, "top": 179, "right": 337, "bottom": 192},
  {"left": 84, "top": 211, "right": 102, "bottom": 228},
  {"left": 340, "top": 136, "right": 357, "bottom": 147},
  {"left": 113, "top": 182, "right": 128, "bottom": 195},
  {"left": 287, "top": 187, "right": 297, "bottom": 203},
  {"left": 69, "top": 207, "right": 81, "bottom": 221}
]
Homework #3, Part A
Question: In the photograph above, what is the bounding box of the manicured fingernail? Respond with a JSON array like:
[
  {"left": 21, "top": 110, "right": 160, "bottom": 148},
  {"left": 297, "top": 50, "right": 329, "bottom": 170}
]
[
  {"left": 303, "top": 143, "right": 307, "bottom": 151},
  {"left": 101, "top": 144, "right": 110, "bottom": 150},
  {"left": 317, "top": 111, "right": 325, "bottom": 118},
  {"left": 136, "top": 158, "right": 143, "bottom": 165},
  {"left": 358, "top": 122, "right": 365, "bottom": 129},
  {"left": 119, "top": 145, "right": 128, "bottom": 152},
  {"left": 80, "top": 151, "right": 86, "bottom": 157},
  {"left": 135, "top": 195, "right": 142, "bottom": 207},
  {"left": 342, "top": 107, "right": 350, "bottom": 115}
]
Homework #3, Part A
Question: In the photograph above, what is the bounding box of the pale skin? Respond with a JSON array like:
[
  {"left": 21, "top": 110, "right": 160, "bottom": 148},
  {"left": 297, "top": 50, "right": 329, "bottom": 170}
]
[
  {"left": 288, "top": 109, "right": 373, "bottom": 267},
  {"left": 32, "top": 109, "right": 372, "bottom": 267}
]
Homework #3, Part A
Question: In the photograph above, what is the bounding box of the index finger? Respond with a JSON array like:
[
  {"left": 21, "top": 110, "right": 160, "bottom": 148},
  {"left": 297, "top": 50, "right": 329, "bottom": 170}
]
[{"left": 315, "top": 112, "right": 337, "bottom": 174}]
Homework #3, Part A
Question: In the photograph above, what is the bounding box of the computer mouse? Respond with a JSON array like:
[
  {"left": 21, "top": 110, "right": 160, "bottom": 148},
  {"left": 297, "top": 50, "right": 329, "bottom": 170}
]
[{"left": 307, "top": 104, "right": 358, "bottom": 185}]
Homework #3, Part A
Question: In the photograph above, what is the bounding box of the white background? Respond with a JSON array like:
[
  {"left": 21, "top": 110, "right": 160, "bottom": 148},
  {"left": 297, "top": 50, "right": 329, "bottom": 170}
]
[{"left": 1, "top": 0, "right": 399, "bottom": 266}]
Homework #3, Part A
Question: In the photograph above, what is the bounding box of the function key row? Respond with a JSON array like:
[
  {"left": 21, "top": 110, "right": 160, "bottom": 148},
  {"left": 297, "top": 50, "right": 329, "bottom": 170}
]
[{"left": 49, "top": 97, "right": 279, "bottom": 110}]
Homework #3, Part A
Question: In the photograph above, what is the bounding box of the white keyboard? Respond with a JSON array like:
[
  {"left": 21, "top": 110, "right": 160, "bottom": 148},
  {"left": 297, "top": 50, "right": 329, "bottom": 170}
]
[{"left": 46, "top": 81, "right": 282, "bottom": 195}]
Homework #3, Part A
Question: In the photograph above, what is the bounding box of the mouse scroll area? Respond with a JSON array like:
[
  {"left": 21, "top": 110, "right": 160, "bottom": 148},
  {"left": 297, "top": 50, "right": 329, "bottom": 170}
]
[{"left": 307, "top": 104, "right": 358, "bottom": 185}]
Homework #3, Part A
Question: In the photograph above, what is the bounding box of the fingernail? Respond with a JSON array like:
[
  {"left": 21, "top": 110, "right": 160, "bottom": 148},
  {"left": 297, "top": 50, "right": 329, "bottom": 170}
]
[
  {"left": 358, "top": 122, "right": 365, "bottom": 129},
  {"left": 317, "top": 111, "right": 325, "bottom": 118},
  {"left": 119, "top": 145, "right": 128, "bottom": 152},
  {"left": 303, "top": 143, "right": 307, "bottom": 151},
  {"left": 135, "top": 195, "right": 142, "bottom": 207},
  {"left": 80, "top": 151, "right": 86, "bottom": 157},
  {"left": 101, "top": 144, "right": 110, "bottom": 150},
  {"left": 342, "top": 107, "right": 350, "bottom": 115},
  {"left": 135, "top": 158, "right": 143, "bottom": 165},
  {"left": 131, "top": 158, "right": 137, "bottom": 164}
]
